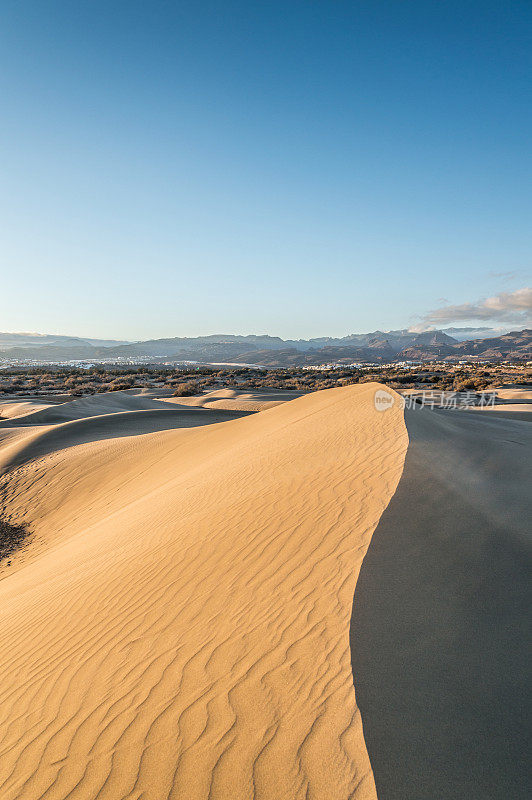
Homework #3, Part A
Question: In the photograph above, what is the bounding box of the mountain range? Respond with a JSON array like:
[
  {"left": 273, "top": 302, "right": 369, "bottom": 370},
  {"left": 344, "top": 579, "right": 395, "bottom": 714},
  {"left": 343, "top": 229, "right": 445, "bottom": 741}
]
[{"left": 0, "top": 328, "right": 530, "bottom": 365}]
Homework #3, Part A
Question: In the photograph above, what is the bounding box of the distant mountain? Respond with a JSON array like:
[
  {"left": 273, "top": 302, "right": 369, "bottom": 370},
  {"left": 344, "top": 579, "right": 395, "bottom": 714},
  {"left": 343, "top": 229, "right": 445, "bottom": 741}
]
[
  {"left": 407, "top": 331, "right": 456, "bottom": 346},
  {"left": 397, "top": 329, "right": 531, "bottom": 363},
  {"left": 101, "top": 335, "right": 288, "bottom": 359},
  {"left": 0, "top": 332, "right": 129, "bottom": 350},
  {"left": 0, "top": 329, "right": 529, "bottom": 365},
  {"left": 234, "top": 330, "right": 531, "bottom": 365},
  {"left": 449, "top": 329, "right": 532, "bottom": 358}
]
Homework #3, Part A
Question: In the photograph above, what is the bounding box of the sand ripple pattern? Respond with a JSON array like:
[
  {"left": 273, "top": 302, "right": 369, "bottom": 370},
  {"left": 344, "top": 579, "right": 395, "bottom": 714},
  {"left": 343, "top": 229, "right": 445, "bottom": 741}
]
[{"left": 0, "top": 384, "right": 407, "bottom": 800}]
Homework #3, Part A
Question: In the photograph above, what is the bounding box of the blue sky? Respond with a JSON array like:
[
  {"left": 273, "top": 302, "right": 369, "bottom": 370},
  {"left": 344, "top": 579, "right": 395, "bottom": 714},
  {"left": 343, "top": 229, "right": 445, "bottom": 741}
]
[{"left": 1, "top": 1, "right": 530, "bottom": 339}]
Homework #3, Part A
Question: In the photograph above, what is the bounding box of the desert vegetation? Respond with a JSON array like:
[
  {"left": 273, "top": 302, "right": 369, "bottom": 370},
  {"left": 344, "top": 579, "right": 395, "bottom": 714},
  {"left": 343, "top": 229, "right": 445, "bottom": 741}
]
[{"left": 0, "top": 362, "right": 529, "bottom": 399}]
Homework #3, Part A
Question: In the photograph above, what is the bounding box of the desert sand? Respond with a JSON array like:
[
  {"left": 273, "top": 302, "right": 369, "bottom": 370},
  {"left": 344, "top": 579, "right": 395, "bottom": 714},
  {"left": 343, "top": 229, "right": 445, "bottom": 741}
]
[
  {"left": 491, "top": 387, "right": 532, "bottom": 401},
  {"left": 164, "top": 387, "right": 303, "bottom": 412},
  {"left": 0, "top": 383, "right": 408, "bottom": 800},
  {"left": 351, "top": 406, "right": 532, "bottom": 800},
  {"left": 0, "top": 399, "right": 56, "bottom": 420}
]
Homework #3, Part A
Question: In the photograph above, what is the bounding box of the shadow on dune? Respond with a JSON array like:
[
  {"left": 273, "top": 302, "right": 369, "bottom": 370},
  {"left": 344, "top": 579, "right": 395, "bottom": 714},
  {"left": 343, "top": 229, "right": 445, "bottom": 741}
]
[
  {"left": 0, "top": 391, "right": 196, "bottom": 427},
  {"left": 467, "top": 408, "right": 532, "bottom": 422},
  {"left": 1, "top": 408, "right": 252, "bottom": 471},
  {"left": 350, "top": 408, "right": 532, "bottom": 800}
]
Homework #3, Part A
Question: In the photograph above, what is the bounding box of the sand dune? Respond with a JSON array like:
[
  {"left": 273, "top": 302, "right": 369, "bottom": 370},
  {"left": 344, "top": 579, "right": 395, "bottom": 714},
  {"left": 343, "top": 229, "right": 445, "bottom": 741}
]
[
  {"left": 468, "top": 403, "right": 532, "bottom": 420},
  {"left": 475, "top": 387, "right": 532, "bottom": 418},
  {"left": 0, "top": 383, "right": 407, "bottom": 800},
  {"left": 0, "top": 388, "right": 294, "bottom": 434},
  {"left": 0, "top": 408, "right": 252, "bottom": 472},
  {"left": 491, "top": 387, "right": 532, "bottom": 401},
  {"left": 165, "top": 388, "right": 304, "bottom": 412},
  {"left": 0, "top": 400, "right": 55, "bottom": 420},
  {"left": 0, "top": 389, "right": 192, "bottom": 427},
  {"left": 0, "top": 390, "right": 254, "bottom": 472},
  {"left": 351, "top": 407, "right": 532, "bottom": 800}
]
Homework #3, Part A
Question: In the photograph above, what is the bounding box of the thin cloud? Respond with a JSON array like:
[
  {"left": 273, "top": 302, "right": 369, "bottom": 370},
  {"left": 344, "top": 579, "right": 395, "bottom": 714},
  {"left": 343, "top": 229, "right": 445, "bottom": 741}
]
[
  {"left": 488, "top": 270, "right": 525, "bottom": 282},
  {"left": 413, "top": 287, "right": 532, "bottom": 331}
]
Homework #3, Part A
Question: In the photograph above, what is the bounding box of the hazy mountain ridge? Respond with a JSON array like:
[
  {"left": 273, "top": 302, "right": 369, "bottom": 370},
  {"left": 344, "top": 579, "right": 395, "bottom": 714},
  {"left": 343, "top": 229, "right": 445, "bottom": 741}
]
[
  {"left": 0, "top": 329, "right": 529, "bottom": 364},
  {"left": 0, "top": 332, "right": 130, "bottom": 348},
  {"left": 395, "top": 329, "right": 532, "bottom": 363}
]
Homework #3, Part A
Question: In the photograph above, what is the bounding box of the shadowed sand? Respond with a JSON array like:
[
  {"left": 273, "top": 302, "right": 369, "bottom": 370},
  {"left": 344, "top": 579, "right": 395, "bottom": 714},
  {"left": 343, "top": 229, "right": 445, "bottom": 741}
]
[
  {"left": 0, "top": 383, "right": 407, "bottom": 800},
  {"left": 351, "top": 407, "right": 532, "bottom": 800}
]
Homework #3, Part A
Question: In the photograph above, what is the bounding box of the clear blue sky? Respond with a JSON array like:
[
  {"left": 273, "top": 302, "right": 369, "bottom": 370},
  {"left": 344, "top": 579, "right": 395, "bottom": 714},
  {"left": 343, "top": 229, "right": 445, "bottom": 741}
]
[{"left": 1, "top": 1, "right": 530, "bottom": 339}]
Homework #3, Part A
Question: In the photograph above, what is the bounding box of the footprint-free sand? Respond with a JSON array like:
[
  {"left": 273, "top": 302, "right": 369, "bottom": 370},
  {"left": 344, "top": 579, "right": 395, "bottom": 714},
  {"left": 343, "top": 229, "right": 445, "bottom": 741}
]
[{"left": 0, "top": 384, "right": 407, "bottom": 800}]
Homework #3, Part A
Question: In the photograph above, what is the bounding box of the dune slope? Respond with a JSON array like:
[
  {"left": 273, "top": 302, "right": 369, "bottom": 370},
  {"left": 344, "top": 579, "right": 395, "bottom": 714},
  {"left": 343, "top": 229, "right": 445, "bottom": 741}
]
[
  {"left": 0, "top": 383, "right": 407, "bottom": 800},
  {"left": 169, "top": 388, "right": 303, "bottom": 412},
  {"left": 351, "top": 407, "right": 532, "bottom": 800},
  {"left": 0, "top": 407, "right": 252, "bottom": 472},
  {"left": 0, "top": 389, "right": 208, "bottom": 428}
]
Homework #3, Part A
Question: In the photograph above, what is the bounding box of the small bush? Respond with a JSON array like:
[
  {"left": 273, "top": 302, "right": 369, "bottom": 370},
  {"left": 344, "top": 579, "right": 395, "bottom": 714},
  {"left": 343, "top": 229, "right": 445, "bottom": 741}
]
[
  {"left": 453, "top": 377, "right": 490, "bottom": 392},
  {"left": 173, "top": 382, "right": 197, "bottom": 397},
  {"left": 108, "top": 381, "right": 133, "bottom": 392}
]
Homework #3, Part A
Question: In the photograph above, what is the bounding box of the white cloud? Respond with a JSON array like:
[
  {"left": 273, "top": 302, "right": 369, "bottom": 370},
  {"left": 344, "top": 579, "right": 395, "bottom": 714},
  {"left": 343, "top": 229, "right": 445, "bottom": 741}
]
[{"left": 412, "top": 287, "right": 532, "bottom": 331}]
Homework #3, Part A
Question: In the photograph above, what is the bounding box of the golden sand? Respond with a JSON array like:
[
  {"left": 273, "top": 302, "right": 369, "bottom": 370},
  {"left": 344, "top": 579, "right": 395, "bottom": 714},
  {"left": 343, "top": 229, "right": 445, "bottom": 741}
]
[{"left": 0, "top": 384, "right": 407, "bottom": 800}]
